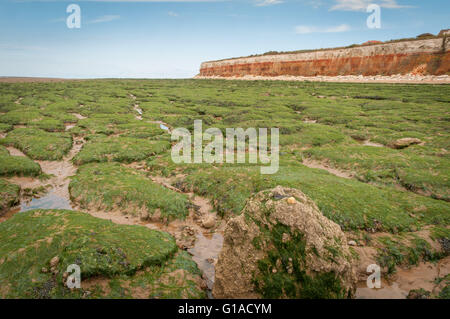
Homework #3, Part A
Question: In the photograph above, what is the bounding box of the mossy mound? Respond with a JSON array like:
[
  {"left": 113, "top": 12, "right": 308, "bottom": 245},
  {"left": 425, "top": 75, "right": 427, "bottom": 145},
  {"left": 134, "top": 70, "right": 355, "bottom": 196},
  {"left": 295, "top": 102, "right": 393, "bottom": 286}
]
[
  {"left": 69, "top": 162, "right": 189, "bottom": 221},
  {"left": 304, "top": 145, "right": 450, "bottom": 202},
  {"left": 0, "top": 128, "right": 72, "bottom": 160},
  {"left": 0, "top": 209, "right": 205, "bottom": 299},
  {"left": 213, "top": 186, "right": 357, "bottom": 299},
  {"left": 73, "top": 136, "right": 170, "bottom": 165},
  {"left": 0, "top": 123, "right": 13, "bottom": 133},
  {"left": 0, "top": 179, "right": 20, "bottom": 212},
  {"left": 0, "top": 145, "right": 42, "bottom": 177}
]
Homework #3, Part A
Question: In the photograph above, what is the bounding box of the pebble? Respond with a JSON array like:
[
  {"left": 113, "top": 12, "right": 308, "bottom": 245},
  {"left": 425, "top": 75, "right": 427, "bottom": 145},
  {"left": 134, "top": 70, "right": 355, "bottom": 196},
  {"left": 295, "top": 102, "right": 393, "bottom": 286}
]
[
  {"left": 202, "top": 215, "right": 216, "bottom": 229},
  {"left": 287, "top": 197, "right": 297, "bottom": 205},
  {"left": 50, "top": 256, "right": 59, "bottom": 268}
]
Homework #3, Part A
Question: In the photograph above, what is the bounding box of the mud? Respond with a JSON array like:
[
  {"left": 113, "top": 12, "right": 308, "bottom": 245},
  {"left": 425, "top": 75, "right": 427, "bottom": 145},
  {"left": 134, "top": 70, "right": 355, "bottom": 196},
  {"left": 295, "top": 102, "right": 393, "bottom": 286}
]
[
  {"left": 134, "top": 105, "right": 143, "bottom": 120},
  {"left": 302, "top": 158, "right": 354, "bottom": 179},
  {"left": 6, "top": 146, "right": 26, "bottom": 157},
  {"left": 356, "top": 257, "right": 450, "bottom": 299},
  {"left": 4, "top": 137, "right": 85, "bottom": 218},
  {"left": 362, "top": 140, "right": 384, "bottom": 147},
  {"left": 0, "top": 207, "right": 20, "bottom": 223},
  {"left": 71, "top": 113, "right": 87, "bottom": 120},
  {"left": 65, "top": 123, "right": 76, "bottom": 131}
]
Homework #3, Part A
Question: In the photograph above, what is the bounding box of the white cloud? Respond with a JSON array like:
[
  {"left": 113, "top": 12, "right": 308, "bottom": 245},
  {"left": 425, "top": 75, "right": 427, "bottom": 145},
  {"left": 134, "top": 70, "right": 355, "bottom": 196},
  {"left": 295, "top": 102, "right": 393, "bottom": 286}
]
[
  {"left": 330, "top": 0, "right": 412, "bottom": 11},
  {"left": 168, "top": 11, "right": 179, "bottom": 17},
  {"left": 88, "top": 15, "right": 120, "bottom": 24},
  {"left": 295, "top": 23, "right": 351, "bottom": 34},
  {"left": 255, "top": 0, "right": 283, "bottom": 6}
]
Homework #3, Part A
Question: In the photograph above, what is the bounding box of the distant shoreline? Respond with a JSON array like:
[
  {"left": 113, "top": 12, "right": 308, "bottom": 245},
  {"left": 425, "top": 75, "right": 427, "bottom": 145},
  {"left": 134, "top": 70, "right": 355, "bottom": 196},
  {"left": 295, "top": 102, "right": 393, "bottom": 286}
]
[
  {"left": 0, "top": 77, "right": 70, "bottom": 83},
  {"left": 195, "top": 74, "right": 450, "bottom": 84},
  {"left": 1, "top": 75, "right": 449, "bottom": 84}
]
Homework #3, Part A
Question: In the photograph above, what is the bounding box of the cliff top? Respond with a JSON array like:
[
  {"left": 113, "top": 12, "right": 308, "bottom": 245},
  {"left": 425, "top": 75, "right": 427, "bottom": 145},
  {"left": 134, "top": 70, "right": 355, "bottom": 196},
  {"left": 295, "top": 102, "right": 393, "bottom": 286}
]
[{"left": 204, "top": 33, "right": 448, "bottom": 64}]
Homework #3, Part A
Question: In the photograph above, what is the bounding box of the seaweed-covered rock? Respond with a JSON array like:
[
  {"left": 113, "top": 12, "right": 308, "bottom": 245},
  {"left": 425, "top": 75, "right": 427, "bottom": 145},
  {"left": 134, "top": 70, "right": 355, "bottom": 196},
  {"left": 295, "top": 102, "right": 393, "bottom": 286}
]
[
  {"left": 390, "top": 138, "right": 422, "bottom": 149},
  {"left": 0, "top": 209, "right": 205, "bottom": 299},
  {"left": 213, "top": 186, "right": 357, "bottom": 299}
]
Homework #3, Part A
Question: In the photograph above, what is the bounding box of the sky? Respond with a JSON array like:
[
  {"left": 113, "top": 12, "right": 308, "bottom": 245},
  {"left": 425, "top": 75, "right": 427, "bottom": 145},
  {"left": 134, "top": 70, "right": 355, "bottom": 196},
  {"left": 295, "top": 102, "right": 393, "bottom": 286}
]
[{"left": 0, "top": 0, "right": 448, "bottom": 78}]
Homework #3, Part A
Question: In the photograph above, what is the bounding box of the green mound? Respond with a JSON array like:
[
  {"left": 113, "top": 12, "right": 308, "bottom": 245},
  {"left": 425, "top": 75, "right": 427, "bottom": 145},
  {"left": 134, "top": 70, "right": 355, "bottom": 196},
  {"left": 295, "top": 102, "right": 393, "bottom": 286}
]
[
  {"left": 0, "top": 145, "right": 41, "bottom": 177},
  {"left": 0, "top": 179, "right": 20, "bottom": 212},
  {"left": 304, "top": 145, "right": 450, "bottom": 201},
  {"left": 0, "top": 123, "right": 13, "bottom": 133},
  {"left": 0, "top": 128, "right": 72, "bottom": 160},
  {"left": 0, "top": 209, "right": 205, "bottom": 299},
  {"left": 74, "top": 114, "right": 134, "bottom": 136},
  {"left": 181, "top": 165, "right": 450, "bottom": 232},
  {"left": 73, "top": 136, "right": 170, "bottom": 165},
  {"left": 0, "top": 109, "right": 42, "bottom": 125},
  {"left": 115, "top": 122, "right": 167, "bottom": 139},
  {"left": 29, "top": 118, "right": 66, "bottom": 132},
  {"left": 69, "top": 162, "right": 189, "bottom": 221}
]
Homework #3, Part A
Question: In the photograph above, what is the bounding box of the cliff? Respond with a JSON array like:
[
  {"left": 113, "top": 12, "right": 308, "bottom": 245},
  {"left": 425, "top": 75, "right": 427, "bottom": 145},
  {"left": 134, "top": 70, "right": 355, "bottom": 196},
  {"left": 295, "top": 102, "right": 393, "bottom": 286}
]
[{"left": 199, "top": 38, "right": 450, "bottom": 78}]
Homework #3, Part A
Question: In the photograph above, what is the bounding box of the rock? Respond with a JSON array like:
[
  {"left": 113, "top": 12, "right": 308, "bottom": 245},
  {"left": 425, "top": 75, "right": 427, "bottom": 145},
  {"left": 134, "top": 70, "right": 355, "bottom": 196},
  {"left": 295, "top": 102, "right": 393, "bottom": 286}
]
[
  {"left": 407, "top": 288, "right": 431, "bottom": 299},
  {"left": 390, "top": 138, "right": 422, "bottom": 149},
  {"left": 50, "top": 256, "right": 59, "bottom": 268},
  {"left": 140, "top": 211, "right": 149, "bottom": 221},
  {"left": 438, "top": 29, "right": 450, "bottom": 37},
  {"left": 213, "top": 186, "right": 357, "bottom": 299},
  {"left": 62, "top": 272, "right": 69, "bottom": 285},
  {"left": 200, "top": 279, "right": 208, "bottom": 290},
  {"left": 202, "top": 215, "right": 216, "bottom": 229},
  {"left": 348, "top": 240, "right": 357, "bottom": 246},
  {"left": 150, "top": 208, "right": 162, "bottom": 222},
  {"left": 175, "top": 226, "right": 196, "bottom": 250},
  {"left": 287, "top": 197, "right": 296, "bottom": 205},
  {"left": 439, "top": 238, "right": 450, "bottom": 255}
]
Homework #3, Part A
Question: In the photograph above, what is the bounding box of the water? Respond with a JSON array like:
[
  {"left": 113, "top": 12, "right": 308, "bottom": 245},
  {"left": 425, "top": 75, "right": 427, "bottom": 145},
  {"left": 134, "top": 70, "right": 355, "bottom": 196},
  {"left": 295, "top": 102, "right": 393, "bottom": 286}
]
[
  {"left": 356, "top": 281, "right": 407, "bottom": 299},
  {"left": 160, "top": 123, "right": 169, "bottom": 131},
  {"left": 188, "top": 232, "right": 224, "bottom": 295},
  {"left": 20, "top": 191, "right": 73, "bottom": 212}
]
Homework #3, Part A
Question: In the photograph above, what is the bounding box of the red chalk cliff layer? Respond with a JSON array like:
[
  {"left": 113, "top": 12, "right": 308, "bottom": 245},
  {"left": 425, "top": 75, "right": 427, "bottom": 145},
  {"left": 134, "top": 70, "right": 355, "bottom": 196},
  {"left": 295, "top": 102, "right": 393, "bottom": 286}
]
[{"left": 199, "top": 38, "right": 450, "bottom": 77}]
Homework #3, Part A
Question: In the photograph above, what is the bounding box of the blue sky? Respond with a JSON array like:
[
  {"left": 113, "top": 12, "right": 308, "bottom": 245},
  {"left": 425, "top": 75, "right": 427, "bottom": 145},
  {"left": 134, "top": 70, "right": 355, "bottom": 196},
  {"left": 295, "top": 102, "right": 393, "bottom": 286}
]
[{"left": 0, "top": 0, "right": 448, "bottom": 78}]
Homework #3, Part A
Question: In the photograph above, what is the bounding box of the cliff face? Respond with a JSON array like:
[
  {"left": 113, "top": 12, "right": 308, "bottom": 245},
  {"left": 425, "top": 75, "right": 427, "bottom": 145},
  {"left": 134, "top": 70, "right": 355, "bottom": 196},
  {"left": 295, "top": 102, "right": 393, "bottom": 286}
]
[{"left": 199, "top": 38, "right": 450, "bottom": 77}]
